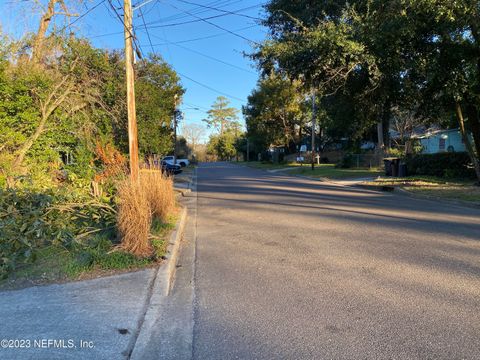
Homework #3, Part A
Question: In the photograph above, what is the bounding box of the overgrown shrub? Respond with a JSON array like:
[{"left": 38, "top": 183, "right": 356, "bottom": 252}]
[
  {"left": 405, "top": 152, "right": 476, "bottom": 178},
  {"left": 0, "top": 189, "right": 116, "bottom": 278}
]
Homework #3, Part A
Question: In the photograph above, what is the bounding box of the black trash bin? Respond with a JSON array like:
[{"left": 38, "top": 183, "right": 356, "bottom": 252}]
[
  {"left": 384, "top": 157, "right": 401, "bottom": 177},
  {"left": 384, "top": 158, "right": 392, "bottom": 176},
  {"left": 398, "top": 162, "right": 407, "bottom": 177},
  {"left": 391, "top": 158, "right": 400, "bottom": 177}
]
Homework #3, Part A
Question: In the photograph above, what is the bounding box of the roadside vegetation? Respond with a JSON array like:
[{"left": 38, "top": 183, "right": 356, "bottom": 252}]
[
  {"left": 237, "top": 0, "right": 480, "bottom": 191},
  {"left": 288, "top": 165, "right": 382, "bottom": 180},
  {"left": 0, "top": 1, "right": 183, "bottom": 287},
  {"left": 363, "top": 177, "right": 480, "bottom": 205},
  {"left": 245, "top": 161, "right": 381, "bottom": 179}
]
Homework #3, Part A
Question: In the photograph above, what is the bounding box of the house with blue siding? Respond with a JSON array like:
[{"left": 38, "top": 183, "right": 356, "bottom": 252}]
[{"left": 416, "top": 128, "right": 470, "bottom": 154}]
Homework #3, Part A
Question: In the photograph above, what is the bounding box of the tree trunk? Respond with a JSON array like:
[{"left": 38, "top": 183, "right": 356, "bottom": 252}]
[
  {"left": 13, "top": 80, "right": 73, "bottom": 169},
  {"left": 377, "top": 122, "right": 384, "bottom": 152},
  {"left": 455, "top": 101, "right": 480, "bottom": 183},
  {"left": 382, "top": 100, "right": 391, "bottom": 150},
  {"left": 13, "top": 112, "right": 48, "bottom": 169},
  {"left": 465, "top": 103, "right": 480, "bottom": 157},
  {"left": 32, "top": 0, "right": 57, "bottom": 63}
]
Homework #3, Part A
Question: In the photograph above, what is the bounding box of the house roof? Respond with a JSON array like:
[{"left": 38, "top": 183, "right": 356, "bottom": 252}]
[{"left": 412, "top": 128, "right": 460, "bottom": 139}]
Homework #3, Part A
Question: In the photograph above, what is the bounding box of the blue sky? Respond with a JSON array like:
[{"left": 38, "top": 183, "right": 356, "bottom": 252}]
[{"left": 2, "top": 0, "right": 268, "bottom": 141}]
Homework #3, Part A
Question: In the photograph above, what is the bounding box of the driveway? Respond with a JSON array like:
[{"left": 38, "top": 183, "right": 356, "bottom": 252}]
[{"left": 190, "top": 162, "right": 480, "bottom": 359}]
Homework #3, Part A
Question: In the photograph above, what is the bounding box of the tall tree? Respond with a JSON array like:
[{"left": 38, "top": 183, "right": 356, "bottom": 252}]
[
  {"left": 244, "top": 74, "right": 304, "bottom": 152},
  {"left": 135, "top": 55, "right": 184, "bottom": 156},
  {"left": 202, "top": 96, "right": 238, "bottom": 135}
]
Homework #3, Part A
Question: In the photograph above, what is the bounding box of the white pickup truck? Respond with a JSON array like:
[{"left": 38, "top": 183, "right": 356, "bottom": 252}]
[{"left": 162, "top": 156, "right": 190, "bottom": 167}]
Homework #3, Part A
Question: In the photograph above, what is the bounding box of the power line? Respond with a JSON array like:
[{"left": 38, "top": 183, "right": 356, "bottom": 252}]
[
  {"left": 135, "top": 2, "right": 245, "bottom": 101},
  {"left": 176, "top": 70, "right": 244, "bottom": 101},
  {"left": 88, "top": 2, "right": 263, "bottom": 40},
  {"left": 54, "top": 0, "right": 107, "bottom": 34},
  {"left": 146, "top": 33, "right": 256, "bottom": 74},
  {"left": 146, "top": 24, "right": 257, "bottom": 45},
  {"left": 174, "top": 0, "right": 263, "bottom": 21},
  {"left": 106, "top": 0, "right": 145, "bottom": 59},
  {"left": 142, "top": 4, "right": 262, "bottom": 28},
  {"left": 138, "top": 6, "right": 155, "bottom": 55},
  {"left": 148, "top": 0, "right": 244, "bottom": 24},
  {"left": 161, "top": 0, "right": 259, "bottom": 45},
  {"left": 90, "top": 20, "right": 259, "bottom": 40}
]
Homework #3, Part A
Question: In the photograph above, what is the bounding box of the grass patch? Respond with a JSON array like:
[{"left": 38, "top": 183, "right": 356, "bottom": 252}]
[
  {"left": 364, "top": 175, "right": 475, "bottom": 186},
  {"left": 407, "top": 185, "right": 480, "bottom": 203},
  {"left": 363, "top": 176, "right": 480, "bottom": 203},
  {"left": 151, "top": 213, "right": 178, "bottom": 258},
  {"left": 288, "top": 164, "right": 382, "bottom": 179},
  {"left": 243, "top": 161, "right": 300, "bottom": 170}
]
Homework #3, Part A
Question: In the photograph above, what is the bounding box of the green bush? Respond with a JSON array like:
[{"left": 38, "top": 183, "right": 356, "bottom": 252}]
[
  {"left": 405, "top": 152, "right": 476, "bottom": 178},
  {"left": 335, "top": 153, "right": 354, "bottom": 168},
  {"left": 0, "top": 189, "right": 116, "bottom": 278}
]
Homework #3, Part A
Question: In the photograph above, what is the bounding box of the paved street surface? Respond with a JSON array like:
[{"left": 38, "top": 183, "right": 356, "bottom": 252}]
[{"left": 191, "top": 162, "right": 480, "bottom": 359}]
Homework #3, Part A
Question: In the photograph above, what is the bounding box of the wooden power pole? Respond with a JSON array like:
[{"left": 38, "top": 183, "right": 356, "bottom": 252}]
[
  {"left": 173, "top": 95, "right": 178, "bottom": 165},
  {"left": 124, "top": 0, "right": 139, "bottom": 181},
  {"left": 311, "top": 91, "right": 316, "bottom": 171}
]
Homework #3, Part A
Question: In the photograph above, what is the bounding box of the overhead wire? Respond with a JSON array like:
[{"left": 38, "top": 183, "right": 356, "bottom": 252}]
[
  {"left": 146, "top": 33, "right": 256, "bottom": 74},
  {"left": 151, "top": 0, "right": 243, "bottom": 23},
  {"left": 174, "top": 0, "right": 263, "bottom": 21},
  {"left": 160, "top": 0, "right": 260, "bottom": 45},
  {"left": 89, "top": 5, "right": 262, "bottom": 38},
  {"left": 137, "top": 3, "right": 245, "bottom": 101},
  {"left": 106, "top": 0, "right": 146, "bottom": 59},
  {"left": 53, "top": 0, "right": 107, "bottom": 35},
  {"left": 143, "top": 4, "right": 262, "bottom": 28},
  {"left": 143, "top": 25, "right": 257, "bottom": 45}
]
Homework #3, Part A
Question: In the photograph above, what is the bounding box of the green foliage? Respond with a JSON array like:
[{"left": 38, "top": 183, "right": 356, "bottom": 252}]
[
  {"left": 244, "top": 74, "right": 304, "bottom": 151},
  {"left": 136, "top": 55, "right": 184, "bottom": 156},
  {"left": 203, "top": 96, "right": 239, "bottom": 135},
  {"left": 335, "top": 153, "right": 354, "bottom": 169},
  {"left": 0, "top": 188, "right": 116, "bottom": 278},
  {"left": 68, "top": 235, "right": 150, "bottom": 275},
  {"left": 207, "top": 132, "right": 238, "bottom": 160},
  {"left": 204, "top": 97, "right": 243, "bottom": 160},
  {"left": 406, "top": 152, "right": 476, "bottom": 179}
]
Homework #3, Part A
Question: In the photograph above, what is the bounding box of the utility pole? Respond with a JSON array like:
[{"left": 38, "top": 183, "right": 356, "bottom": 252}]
[
  {"left": 124, "top": 0, "right": 139, "bottom": 181},
  {"left": 246, "top": 138, "right": 250, "bottom": 162},
  {"left": 311, "top": 91, "right": 316, "bottom": 171},
  {"left": 173, "top": 95, "right": 178, "bottom": 165},
  {"left": 235, "top": 126, "right": 239, "bottom": 162}
]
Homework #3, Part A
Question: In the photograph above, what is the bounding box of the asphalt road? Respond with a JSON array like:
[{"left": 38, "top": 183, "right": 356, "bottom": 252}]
[{"left": 191, "top": 162, "right": 480, "bottom": 360}]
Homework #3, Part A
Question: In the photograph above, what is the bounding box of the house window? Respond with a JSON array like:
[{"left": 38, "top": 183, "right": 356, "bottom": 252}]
[{"left": 439, "top": 138, "right": 446, "bottom": 151}]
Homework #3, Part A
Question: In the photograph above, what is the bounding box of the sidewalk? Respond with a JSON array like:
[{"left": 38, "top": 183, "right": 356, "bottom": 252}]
[{"left": 0, "top": 269, "right": 155, "bottom": 360}]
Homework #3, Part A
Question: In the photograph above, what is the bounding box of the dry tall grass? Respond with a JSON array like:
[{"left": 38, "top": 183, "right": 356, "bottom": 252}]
[
  {"left": 140, "top": 170, "right": 175, "bottom": 223},
  {"left": 117, "top": 178, "right": 153, "bottom": 257},
  {"left": 116, "top": 169, "right": 176, "bottom": 257}
]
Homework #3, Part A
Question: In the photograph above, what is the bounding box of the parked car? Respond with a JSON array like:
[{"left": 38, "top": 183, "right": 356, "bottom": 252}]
[
  {"left": 162, "top": 156, "right": 189, "bottom": 167},
  {"left": 160, "top": 161, "right": 182, "bottom": 175}
]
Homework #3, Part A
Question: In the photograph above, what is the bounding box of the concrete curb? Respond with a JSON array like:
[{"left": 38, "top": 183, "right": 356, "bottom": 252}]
[
  {"left": 127, "top": 207, "right": 188, "bottom": 359},
  {"left": 159, "top": 206, "right": 188, "bottom": 295},
  {"left": 174, "top": 168, "right": 196, "bottom": 196}
]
